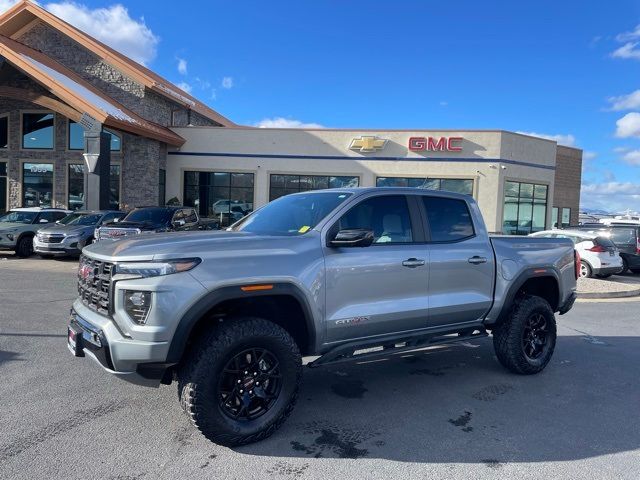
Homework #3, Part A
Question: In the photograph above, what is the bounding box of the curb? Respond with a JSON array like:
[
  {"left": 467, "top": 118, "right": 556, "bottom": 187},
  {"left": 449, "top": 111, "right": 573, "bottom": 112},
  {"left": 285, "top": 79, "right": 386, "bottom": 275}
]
[{"left": 577, "top": 288, "right": 640, "bottom": 299}]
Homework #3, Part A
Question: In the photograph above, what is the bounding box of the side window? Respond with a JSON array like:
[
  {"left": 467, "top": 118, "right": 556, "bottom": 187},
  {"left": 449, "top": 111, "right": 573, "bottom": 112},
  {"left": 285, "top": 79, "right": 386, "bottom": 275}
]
[
  {"left": 53, "top": 212, "right": 68, "bottom": 221},
  {"left": 37, "top": 211, "right": 57, "bottom": 223},
  {"left": 422, "top": 196, "right": 475, "bottom": 242},
  {"left": 336, "top": 195, "right": 413, "bottom": 244},
  {"left": 100, "top": 213, "right": 118, "bottom": 224},
  {"left": 172, "top": 210, "right": 185, "bottom": 223}
]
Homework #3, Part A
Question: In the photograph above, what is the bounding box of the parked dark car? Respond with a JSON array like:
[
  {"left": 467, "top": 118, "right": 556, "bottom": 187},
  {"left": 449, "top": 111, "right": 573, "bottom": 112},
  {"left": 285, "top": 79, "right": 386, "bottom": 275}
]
[
  {"left": 94, "top": 206, "right": 219, "bottom": 241},
  {"left": 34, "top": 210, "right": 126, "bottom": 257},
  {"left": 576, "top": 224, "right": 640, "bottom": 274}
]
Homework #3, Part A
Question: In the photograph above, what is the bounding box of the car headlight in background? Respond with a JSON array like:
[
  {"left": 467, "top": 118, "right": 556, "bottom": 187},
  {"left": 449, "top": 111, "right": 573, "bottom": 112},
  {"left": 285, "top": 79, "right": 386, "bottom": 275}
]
[
  {"left": 124, "top": 290, "right": 152, "bottom": 324},
  {"left": 114, "top": 258, "right": 201, "bottom": 278}
]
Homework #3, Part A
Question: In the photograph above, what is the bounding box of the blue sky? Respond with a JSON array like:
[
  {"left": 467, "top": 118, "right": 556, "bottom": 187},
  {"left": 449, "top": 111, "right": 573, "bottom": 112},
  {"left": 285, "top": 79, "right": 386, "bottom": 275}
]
[{"left": 3, "top": 0, "right": 640, "bottom": 211}]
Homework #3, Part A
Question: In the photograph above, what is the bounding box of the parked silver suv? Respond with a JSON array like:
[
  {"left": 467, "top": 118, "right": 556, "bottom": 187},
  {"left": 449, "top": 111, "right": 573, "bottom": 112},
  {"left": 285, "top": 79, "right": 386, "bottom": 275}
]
[{"left": 68, "top": 188, "right": 577, "bottom": 446}]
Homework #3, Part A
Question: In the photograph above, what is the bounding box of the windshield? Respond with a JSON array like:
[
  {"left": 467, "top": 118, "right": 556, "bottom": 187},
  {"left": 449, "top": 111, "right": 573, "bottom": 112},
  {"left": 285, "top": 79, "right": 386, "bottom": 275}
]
[
  {"left": 64, "top": 213, "right": 103, "bottom": 226},
  {"left": 123, "top": 208, "right": 173, "bottom": 225},
  {"left": 232, "top": 191, "right": 352, "bottom": 236},
  {"left": 0, "top": 211, "right": 37, "bottom": 224}
]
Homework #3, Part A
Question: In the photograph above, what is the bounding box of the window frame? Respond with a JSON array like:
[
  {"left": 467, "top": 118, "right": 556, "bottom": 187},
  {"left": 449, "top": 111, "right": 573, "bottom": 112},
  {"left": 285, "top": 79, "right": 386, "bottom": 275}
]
[
  {"left": 66, "top": 162, "right": 122, "bottom": 210},
  {"left": 376, "top": 176, "right": 475, "bottom": 197},
  {"left": 21, "top": 161, "right": 55, "bottom": 208},
  {"left": 269, "top": 173, "right": 361, "bottom": 201},
  {"left": 67, "top": 119, "right": 123, "bottom": 152},
  {"left": 21, "top": 111, "right": 55, "bottom": 150},
  {"left": 418, "top": 194, "right": 477, "bottom": 244},
  {"left": 502, "top": 180, "right": 549, "bottom": 235}
]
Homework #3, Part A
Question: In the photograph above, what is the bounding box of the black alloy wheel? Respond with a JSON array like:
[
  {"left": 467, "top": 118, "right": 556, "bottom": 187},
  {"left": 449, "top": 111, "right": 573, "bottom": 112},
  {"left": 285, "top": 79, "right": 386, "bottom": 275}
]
[
  {"left": 522, "top": 313, "right": 549, "bottom": 361},
  {"left": 218, "top": 348, "right": 282, "bottom": 421}
]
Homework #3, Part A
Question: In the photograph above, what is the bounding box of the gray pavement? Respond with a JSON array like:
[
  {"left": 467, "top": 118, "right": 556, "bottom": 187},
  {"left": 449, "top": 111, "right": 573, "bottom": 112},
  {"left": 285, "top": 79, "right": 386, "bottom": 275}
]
[{"left": 1, "top": 256, "right": 639, "bottom": 480}]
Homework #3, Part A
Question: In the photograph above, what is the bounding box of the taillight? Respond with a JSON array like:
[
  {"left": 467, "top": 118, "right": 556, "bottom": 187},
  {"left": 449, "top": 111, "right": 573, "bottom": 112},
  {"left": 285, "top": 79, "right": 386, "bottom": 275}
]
[
  {"left": 588, "top": 245, "right": 607, "bottom": 253},
  {"left": 574, "top": 249, "right": 581, "bottom": 280},
  {"left": 636, "top": 239, "right": 640, "bottom": 255}
]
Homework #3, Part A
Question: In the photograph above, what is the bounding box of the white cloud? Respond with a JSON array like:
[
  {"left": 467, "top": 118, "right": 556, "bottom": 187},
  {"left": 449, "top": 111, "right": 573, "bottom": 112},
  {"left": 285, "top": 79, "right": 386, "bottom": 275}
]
[
  {"left": 612, "top": 42, "right": 640, "bottom": 61},
  {"left": 622, "top": 150, "right": 640, "bottom": 165},
  {"left": 616, "top": 24, "right": 640, "bottom": 42},
  {"left": 607, "top": 89, "right": 640, "bottom": 111},
  {"left": 0, "top": 1, "right": 160, "bottom": 65},
  {"left": 221, "top": 76, "right": 234, "bottom": 89},
  {"left": 176, "top": 82, "right": 192, "bottom": 94},
  {"left": 177, "top": 57, "right": 187, "bottom": 75},
  {"left": 614, "top": 146, "right": 632, "bottom": 153},
  {"left": 583, "top": 151, "right": 597, "bottom": 161},
  {"left": 581, "top": 182, "right": 640, "bottom": 212},
  {"left": 194, "top": 77, "right": 211, "bottom": 89},
  {"left": 516, "top": 131, "right": 577, "bottom": 146},
  {"left": 254, "top": 117, "right": 325, "bottom": 129},
  {"left": 615, "top": 112, "right": 640, "bottom": 138}
]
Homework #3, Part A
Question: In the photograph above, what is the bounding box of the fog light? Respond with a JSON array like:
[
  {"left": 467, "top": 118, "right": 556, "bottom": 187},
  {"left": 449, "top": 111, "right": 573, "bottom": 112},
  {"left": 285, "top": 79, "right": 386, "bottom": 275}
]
[
  {"left": 6, "top": 234, "right": 13, "bottom": 241},
  {"left": 124, "top": 290, "right": 152, "bottom": 324}
]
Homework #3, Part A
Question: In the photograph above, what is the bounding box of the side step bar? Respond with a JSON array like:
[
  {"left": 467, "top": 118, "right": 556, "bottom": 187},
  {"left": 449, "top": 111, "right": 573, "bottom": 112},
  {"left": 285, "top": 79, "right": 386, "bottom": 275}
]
[{"left": 308, "top": 326, "right": 488, "bottom": 368}]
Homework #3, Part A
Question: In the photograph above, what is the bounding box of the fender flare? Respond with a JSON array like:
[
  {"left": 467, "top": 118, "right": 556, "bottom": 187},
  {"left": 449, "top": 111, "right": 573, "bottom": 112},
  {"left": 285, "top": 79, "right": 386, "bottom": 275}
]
[
  {"left": 489, "top": 267, "right": 561, "bottom": 327},
  {"left": 165, "top": 283, "right": 317, "bottom": 365}
]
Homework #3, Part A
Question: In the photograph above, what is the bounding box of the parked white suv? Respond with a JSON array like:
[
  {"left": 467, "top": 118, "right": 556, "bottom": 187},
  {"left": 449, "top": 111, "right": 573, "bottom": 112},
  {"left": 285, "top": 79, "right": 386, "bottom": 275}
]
[{"left": 530, "top": 229, "right": 624, "bottom": 278}]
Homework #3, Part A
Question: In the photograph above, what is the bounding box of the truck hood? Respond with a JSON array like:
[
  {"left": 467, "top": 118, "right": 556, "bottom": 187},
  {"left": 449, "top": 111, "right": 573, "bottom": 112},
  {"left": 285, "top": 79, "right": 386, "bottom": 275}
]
[
  {"left": 100, "top": 221, "right": 163, "bottom": 231},
  {"left": 83, "top": 230, "right": 314, "bottom": 261}
]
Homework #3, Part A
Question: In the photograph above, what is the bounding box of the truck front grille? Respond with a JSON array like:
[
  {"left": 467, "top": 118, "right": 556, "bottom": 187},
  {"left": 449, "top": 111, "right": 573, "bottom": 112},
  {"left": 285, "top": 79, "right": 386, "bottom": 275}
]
[
  {"left": 78, "top": 255, "right": 114, "bottom": 316},
  {"left": 37, "top": 233, "right": 65, "bottom": 244},
  {"left": 97, "top": 227, "right": 140, "bottom": 241}
]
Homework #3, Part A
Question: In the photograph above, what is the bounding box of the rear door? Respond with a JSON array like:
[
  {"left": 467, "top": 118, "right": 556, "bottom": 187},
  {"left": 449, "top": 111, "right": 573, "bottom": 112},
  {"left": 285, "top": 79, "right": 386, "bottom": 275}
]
[
  {"left": 420, "top": 195, "right": 495, "bottom": 327},
  {"left": 323, "top": 194, "right": 429, "bottom": 343}
]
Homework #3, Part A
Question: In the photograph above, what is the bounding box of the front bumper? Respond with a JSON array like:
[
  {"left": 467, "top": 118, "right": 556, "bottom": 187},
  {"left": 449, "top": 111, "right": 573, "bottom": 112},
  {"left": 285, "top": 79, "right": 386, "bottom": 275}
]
[
  {"left": 593, "top": 266, "right": 624, "bottom": 276},
  {"left": 34, "top": 237, "right": 82, "bottom": 256},
  {"left": 0, "top": 235, "right": 17, "bottom": 250},
  {"left": 68, "top": 303, "right": 172, "bottom": 387}
]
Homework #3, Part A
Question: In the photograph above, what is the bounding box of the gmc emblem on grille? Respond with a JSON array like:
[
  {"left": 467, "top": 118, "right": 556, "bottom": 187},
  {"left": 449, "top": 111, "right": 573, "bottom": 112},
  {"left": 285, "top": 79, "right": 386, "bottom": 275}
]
[{"left": 79, "top": 264, "right": 93, "bottom": 281}]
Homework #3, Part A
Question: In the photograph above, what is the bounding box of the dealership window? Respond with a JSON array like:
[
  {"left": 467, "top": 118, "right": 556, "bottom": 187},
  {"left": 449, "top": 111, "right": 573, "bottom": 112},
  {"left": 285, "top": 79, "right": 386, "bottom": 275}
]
[
  {"left": 159, "top": 169, "right": 166, "bottom": 206},
  {"left": 23, "top": 163, "right": 53, "bottom": 207},
  {"left": 68, "top": 120, "right": 121, "bottom": 151},
  {"left": 270, "top": 174, "right": 359, "bottom": 201},
  {"left": 67, "top": 164, "right": 121, "bottom": 210},
  {"left": 502, "top": 181, "right": 548, "bottom": 235},
  {"left": 552, "top": 207, "right": 559, "bottom": 228},
  {"left": 22, "top": 112, "right": 54, "bottom": 149},
  {"left": 561, "top": 208, "right": 571, "bottom": 228},
  {"left": 376, "top": 177, "right": 474, "bottom": 196},
  {"left": 184, "top": 171, "right": 254, "bottom": 226},
  {"left": 0, "top": 162, "right": 6, "bottom": 213},
  {"left": 0, "top": 115, "right": 8, "bottom": 148}
]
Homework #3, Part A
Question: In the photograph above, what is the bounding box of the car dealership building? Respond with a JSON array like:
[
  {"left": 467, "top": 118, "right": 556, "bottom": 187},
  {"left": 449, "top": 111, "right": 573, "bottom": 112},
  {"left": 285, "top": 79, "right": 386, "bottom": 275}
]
[{"left": 0, "top": 1, "right": 582, "bottom": 234}]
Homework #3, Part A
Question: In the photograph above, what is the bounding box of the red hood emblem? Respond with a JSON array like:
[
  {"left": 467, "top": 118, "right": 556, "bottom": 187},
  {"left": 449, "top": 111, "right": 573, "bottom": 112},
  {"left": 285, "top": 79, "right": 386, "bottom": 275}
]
[{"left": 79, "top": 264, "right": 93, "bottom": 281}]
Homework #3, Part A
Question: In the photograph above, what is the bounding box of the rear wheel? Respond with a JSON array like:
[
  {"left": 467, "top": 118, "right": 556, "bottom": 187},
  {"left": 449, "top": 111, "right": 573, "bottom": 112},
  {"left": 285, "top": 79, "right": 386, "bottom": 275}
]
[
  {"left": 579, "top": 261, "right": 592, "bottom": 278},
  {"left": 178, "top": 317, "right": 302, "bottom": 446},
  {"left": 15, "top": 236, "right": 34, "bottom": 258},
  {"left": 493, "top": 295, "right": 557, "bottom": 375}
]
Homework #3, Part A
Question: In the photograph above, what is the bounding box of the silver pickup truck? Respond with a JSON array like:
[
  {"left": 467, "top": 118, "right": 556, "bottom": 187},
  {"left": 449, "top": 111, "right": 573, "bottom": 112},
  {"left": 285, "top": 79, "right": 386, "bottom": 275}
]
[{"left": 68, "top": 187, "right": 578, "bottom": 446}]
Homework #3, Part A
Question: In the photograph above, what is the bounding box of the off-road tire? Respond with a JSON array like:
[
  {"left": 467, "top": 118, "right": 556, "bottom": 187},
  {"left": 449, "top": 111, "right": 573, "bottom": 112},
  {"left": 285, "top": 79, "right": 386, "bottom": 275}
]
[
  {"left": 16, "top": 235, "right": 34, "bottom": 258},
  {"left": 493, "top": 295, "right": 557, "bottom": 375},
  {"left": 177, "top": 317, "right": 302, "bottom": 446}
]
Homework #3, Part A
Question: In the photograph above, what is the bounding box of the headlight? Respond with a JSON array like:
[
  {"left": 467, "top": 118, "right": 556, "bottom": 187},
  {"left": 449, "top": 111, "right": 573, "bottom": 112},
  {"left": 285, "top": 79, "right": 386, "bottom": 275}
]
[
  {"left": 114, "top": 258, "right": 201, "bottom": 278},
  {"left": 65, "top": 235, "right": 80, "bottom": 242},
  {"left": 6, "top": 234, "right": 14, "bottom": 241}
]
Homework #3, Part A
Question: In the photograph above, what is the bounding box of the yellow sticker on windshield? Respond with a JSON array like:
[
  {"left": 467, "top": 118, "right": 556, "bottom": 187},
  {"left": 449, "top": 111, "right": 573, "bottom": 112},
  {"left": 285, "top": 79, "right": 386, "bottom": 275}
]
[{"left": 298, "top": 226, "right": 311, "bottom": 233}]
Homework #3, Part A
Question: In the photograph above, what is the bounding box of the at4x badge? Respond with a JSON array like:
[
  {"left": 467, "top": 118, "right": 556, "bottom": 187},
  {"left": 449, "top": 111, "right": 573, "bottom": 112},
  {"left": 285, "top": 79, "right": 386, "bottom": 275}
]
[{"left": 335, "top": 316, "right": 369, "bottom": 326}]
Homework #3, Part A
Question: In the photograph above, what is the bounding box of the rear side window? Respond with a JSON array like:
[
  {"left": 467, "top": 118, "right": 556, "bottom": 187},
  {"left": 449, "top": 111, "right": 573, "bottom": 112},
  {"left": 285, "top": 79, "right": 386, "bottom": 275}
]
[
  {"left": 422, "top": 196, "right": 474, "bottom": 242},
  {"left": 609, "top": 228, "right": 636, "bottom": 244},
  {"left": 594, "top": 237, "right": 616, "bottom": 248},
  {"left": 336, "top": 195, "right": 413, "bottom": 244}
]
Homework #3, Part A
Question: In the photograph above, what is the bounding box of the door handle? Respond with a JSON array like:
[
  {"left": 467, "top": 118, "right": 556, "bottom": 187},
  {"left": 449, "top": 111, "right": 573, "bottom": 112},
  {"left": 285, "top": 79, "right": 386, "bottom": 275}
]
[
  {"left": 468, "top": 256, "right": 487, "bottom": 265},
  {"left": 402, "top": 258, "right": 425, "bottom": 268}
]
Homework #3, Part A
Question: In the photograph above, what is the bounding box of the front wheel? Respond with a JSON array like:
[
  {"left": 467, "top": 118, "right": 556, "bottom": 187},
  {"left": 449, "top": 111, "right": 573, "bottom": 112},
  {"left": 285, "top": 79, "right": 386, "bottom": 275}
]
[
  {"left": 15, "top": 236, "right": 34, "bottom": 258},
  {"left": 178, "top": 317, "right": 302, "bottom": 446},
  {"left": 493, "top": 295, "right": 557, "bottom": 375}
]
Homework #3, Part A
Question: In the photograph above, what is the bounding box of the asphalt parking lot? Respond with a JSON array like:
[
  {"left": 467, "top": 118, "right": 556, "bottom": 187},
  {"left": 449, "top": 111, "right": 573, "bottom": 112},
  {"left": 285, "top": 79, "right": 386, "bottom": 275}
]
[{"left": 1, "top": 256, "right": 639, "bottom": 480}]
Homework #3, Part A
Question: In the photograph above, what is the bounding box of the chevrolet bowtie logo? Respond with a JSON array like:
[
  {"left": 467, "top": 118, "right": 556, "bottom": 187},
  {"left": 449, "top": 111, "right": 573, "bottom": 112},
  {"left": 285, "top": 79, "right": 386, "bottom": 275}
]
[{"left": 349, "top": 136, "right": 388, "bottom": 153}]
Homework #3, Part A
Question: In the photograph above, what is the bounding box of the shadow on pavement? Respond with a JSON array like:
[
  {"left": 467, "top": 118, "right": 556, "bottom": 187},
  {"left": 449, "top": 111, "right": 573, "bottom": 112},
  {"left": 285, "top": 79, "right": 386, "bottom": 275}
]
[{"left": 234, "top": 334, "right": 640, "bottom": 465}]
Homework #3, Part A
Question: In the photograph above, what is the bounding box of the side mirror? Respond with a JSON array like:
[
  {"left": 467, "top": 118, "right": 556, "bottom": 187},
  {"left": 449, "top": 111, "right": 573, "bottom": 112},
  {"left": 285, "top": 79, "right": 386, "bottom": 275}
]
[
  {"left": 174, "top": 219, "right": 186, "bottom": 227},
  {"left": 329, "top": 228, "right": 374, "bottom": 248}
]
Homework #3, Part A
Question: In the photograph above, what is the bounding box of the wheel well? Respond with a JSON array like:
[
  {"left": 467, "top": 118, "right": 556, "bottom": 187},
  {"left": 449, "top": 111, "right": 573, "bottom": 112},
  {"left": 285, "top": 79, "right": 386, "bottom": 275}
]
[
  {"left": 519, "top": 276, "right": 559, "bottom": 311},
  {"left": 185, "top": 294, "right": 312, "bottom": 358}
]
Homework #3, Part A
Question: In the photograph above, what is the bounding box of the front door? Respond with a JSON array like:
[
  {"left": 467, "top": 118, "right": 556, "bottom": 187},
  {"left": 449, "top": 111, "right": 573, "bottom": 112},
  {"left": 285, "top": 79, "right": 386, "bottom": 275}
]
[
  {"left": 323, "top": 194, "right": 429, "bottom": 344},
  {"left": 420, "top": 195, "right": 495, "bottom": 326}
]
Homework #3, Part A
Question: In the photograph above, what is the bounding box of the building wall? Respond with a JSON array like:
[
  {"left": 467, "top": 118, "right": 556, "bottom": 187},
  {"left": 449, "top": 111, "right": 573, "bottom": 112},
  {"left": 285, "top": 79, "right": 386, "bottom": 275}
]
[
  {"left": 167, "top": 128, "right": 557, "bottom": 233},
  {"left": 553, "top": 146, "right": 583, "bottom": 226}
]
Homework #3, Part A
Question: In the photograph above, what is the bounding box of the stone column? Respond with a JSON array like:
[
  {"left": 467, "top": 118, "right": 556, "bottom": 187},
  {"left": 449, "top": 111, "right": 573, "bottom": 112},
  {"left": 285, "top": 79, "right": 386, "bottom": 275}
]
[{"left": 83, "top": 129, "right": 111, "bottom": 211}]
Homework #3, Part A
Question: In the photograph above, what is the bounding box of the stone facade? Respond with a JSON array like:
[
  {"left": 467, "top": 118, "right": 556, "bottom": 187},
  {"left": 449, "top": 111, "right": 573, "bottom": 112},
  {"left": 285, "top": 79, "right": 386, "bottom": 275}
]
[
  {"left": 0, "top": 20, "right": 222, "bottom": 211},
  {"left": 553, "top": 145, "right": 583, "bottom": 226}
]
